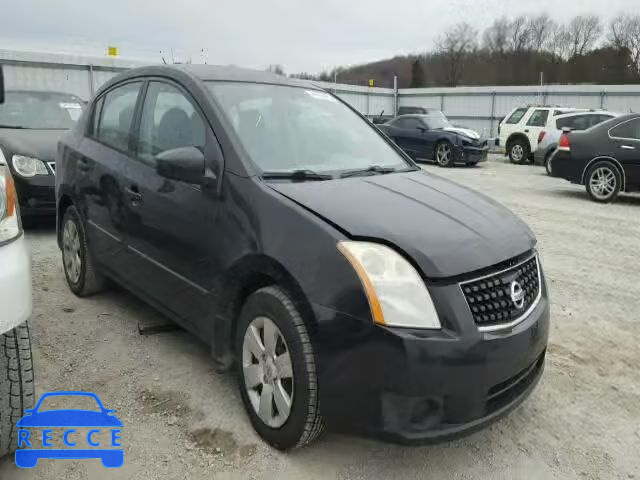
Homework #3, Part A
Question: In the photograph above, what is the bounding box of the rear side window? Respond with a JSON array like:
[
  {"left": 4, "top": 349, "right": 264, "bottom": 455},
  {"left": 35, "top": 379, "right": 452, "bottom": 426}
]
[
  {"left": 610, "top": 118, "right": 640, "bottom": 140},
  {"left": 96, "top": 82, "right": 142, "bottom": 152},
  {"left": 137, "top": 81, "right": 206, "bottom": 163},
  {"left": 505, "top": 108, "right": 527, "bottom": 124},
  {"left": 526, "top": 110, "right": 550, "bottom": 127}
]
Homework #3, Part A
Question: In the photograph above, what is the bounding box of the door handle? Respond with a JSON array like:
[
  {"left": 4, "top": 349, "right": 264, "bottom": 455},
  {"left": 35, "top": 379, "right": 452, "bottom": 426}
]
[
  {"left": 621, "top": 145, "right": 636, "bottom": 150},
  {"left": 77, "top": 158, "right": 91, "bottom": 172},
  {"left": 125, "top": 186, "right": 143, "bottom": 206},
  {"left": 524, "top": 129, "right": 530, "bottom": 133}
]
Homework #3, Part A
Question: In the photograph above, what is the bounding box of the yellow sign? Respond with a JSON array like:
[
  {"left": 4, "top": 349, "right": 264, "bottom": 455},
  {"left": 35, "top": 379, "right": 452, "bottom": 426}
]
[
  {"left": 107, "top": 46, "right": 119, "bottom": 57},
  {"left": 369, "top": 79, "right": 375, "bottom": 88}
]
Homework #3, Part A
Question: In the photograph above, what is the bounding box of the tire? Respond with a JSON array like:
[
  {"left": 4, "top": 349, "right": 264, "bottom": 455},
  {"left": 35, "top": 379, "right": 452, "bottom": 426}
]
[
  {"left": 0, "top": 322, "right": 35, "bottom": 458},
  {"left": 544, "top": 154, "right": 553, "bottom": 176},
  {"left": 508, "top": 139, "right": 529, "bottom": 165},
  {"left": 585, "top": 161, "right": 621, "bottom": 203},
  {"left": 435, "top": 141, "right": 454, "bottom": 167},
  {"left": 235, "top": 286, "right": 323, "bottom": 450},
  {"left": 61, "top": 206, "right": 107, "bottom": 296}
]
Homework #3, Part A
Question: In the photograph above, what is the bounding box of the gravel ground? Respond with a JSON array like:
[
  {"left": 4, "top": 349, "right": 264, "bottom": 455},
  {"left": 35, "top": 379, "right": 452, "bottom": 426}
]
[{"left": 1, "top": 155, "right": 639, "bottom": 479}]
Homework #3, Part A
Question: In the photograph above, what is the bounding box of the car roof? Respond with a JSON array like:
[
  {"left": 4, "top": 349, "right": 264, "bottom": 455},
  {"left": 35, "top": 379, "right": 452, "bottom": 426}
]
[
  {"left": 554, "top": 110, "right": 617, "bottom": 119},
  {"left": 107, "top": 64, "right": 320, "bottom": 90}
]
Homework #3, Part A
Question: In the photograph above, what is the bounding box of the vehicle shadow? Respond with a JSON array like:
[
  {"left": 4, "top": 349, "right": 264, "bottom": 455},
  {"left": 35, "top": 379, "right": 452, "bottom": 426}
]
[
  {"left": 547, "top": 188, "right": 640, "bottom": 206},
  {"left": 21, "top": 215, "right": 57, "bottom": 232}
]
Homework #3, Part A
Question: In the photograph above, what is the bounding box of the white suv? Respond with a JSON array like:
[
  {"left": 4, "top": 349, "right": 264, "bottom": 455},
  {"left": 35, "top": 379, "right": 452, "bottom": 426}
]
[
  {"left": 499, "top": 106, "right": 586, "bottom": 164},
  {"left": 0, "top": 157, "right": 34, "bottom": 458}
]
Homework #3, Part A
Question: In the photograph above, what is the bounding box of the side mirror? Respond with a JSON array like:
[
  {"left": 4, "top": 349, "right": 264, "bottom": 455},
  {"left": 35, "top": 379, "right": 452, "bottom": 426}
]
[
  {"left": 0, "top": 65, "right": 4, "bottom": 104},
  {"left": 156, "top": 147, "right": 207, "bottom": 185}
]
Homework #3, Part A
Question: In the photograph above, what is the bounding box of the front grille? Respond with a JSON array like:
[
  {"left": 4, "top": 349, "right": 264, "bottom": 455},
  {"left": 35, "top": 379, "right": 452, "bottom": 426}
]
[{"left": 460, "top": 254, "right": 540, "bottom": 329}]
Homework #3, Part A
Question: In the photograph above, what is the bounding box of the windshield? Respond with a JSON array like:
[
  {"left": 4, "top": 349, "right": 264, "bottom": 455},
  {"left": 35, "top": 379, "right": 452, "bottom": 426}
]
[
  {"left": 0, "top": 91, "right": 83, "bottom": 129},
  {"left": 422, "top": 112, "right": 453, "bottom": 130},
  {"left": 207, "top": 82, "right": 411, "bottom": 175}
]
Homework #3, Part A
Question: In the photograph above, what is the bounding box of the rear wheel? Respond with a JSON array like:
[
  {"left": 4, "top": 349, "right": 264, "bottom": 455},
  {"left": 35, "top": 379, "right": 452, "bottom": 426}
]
[
  {"left": 0, "top": 322, "right": 35, "bottom": 458},
  {"left": 585, "top": 161, "right": 621, "bottom": 203},
  {"left": 435, "top": 141, "right": 454, "bottom": 167},
  {"left": 508, "top": 139, "right": 529, "bottom": 164},
  {"left": 235, "top": 286, "right": 323, "bottom": 450},
  {"left": 62, "top": 206, "right": 107, "bottom": 296}
]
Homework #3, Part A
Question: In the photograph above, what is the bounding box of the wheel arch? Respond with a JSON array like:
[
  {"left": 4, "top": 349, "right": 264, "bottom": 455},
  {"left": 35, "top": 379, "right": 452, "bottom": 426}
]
[
  {"left": 506, "top": 133, "right": 531, "bottom": 151},
  {"left": 580, "top": 156, "right": 627, "bottom": 191},
  {"left": 211, "top": 254, "right": 316, "bottom": 372}
]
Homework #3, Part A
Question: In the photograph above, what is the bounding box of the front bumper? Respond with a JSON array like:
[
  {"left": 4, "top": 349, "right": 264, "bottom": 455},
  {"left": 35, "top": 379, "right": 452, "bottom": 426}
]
[
  {"left": 14, "top": 174, "right": 56, "bottom": 216},
  {"left": 0, "top": 234, "right": 32, "bottom": 334},
  {"left": 314, "top": 282, "right": 549, "bottom": 444},
  {"left": 456, "top": 145, "right": 490, "bottom": 164}
]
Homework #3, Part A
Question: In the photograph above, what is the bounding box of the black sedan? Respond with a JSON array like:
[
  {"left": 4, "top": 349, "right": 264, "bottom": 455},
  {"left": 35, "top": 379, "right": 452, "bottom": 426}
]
[
  {"left": 56, "top": 65, "right": 548, "bottom": 449},
  {"left": 0, "top": 90, "right": 84, "bottom": 217},
  {"left": 550, "top": 113, "right": 640, "bottom": 203},
  {"left": 378, "top": 113, "right": 489, "bottom": 167}
]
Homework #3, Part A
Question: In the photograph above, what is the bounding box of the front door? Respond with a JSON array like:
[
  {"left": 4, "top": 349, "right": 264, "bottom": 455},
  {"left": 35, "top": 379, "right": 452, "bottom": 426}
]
[
  {"left": 609, "top": 117, "right": 640, "bottom": 188},
  {"left": 121, "top": 80, "right": 224, "bottom": 335}
]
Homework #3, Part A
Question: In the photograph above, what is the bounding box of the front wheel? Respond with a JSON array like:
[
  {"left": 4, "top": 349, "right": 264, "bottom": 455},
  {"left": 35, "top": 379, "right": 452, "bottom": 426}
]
[
  {"left": 236, "top": 286, "right": 323, "bottom": 450},
  {"left": 435, "top": 141, "right": 454, "bottom": 167},
  {"left": 585, "top": 161, "right": 621, "bottom": 203},
  {"left": 508, "top": 140, "right": 529, "bottom": 164},
  {"left": 0, "top": 322, "right": 35, "bottom": 458}
]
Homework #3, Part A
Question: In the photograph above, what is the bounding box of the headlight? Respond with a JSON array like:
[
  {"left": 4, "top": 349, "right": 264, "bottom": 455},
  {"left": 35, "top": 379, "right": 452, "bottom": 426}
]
[
  {"left": 12, "top": 155, "right": 49, "bottom": 177},
  {"left": 0, "top": 164, "right": 22, "bottom": 244},
  {"left": 338, "top": 241, "right": 441, "bottom": 329}
]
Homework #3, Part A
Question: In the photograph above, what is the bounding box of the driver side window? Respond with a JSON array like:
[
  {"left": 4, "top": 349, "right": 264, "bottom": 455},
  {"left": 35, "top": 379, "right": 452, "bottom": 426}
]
[{"left": 137, "top": 81, "right": 206, "bottom": 163}]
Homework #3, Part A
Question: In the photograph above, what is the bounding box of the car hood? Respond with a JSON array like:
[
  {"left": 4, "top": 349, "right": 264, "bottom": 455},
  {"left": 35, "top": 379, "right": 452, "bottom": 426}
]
[
  {"left": 16, "top": 410, "right": 123, "bottom": 427},
  {"left": 0, "top": 128, "right": 63, "bottom": 161},
  {"left": 444, "top": 127, "right": 481, "bottom": 140},
  {"left": 269, "top": 171, "right": 536, "bottom": 279}
]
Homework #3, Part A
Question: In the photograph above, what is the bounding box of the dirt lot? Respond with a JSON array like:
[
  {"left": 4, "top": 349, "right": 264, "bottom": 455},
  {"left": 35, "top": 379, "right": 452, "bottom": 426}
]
[{"left": 1, "top": 155, "right": 639, "bottom": 479}]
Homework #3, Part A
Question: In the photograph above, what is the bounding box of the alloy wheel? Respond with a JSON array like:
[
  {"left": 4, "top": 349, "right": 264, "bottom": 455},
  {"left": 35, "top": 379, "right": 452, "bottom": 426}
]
[
  {"left": 436, "top": 143, "right": 452, "bottom": 166},
  {"left": 62, "top": 220, "right": 82, "bottom": 284},
  {"left": 511, "top": 144, "right": 524, "bottom": 163},
  {"left": 242, "top": 316, "right": 294, "bottom": 428},
  {"left": 589, "top": 167, "right": 617, "bottom": 200}
]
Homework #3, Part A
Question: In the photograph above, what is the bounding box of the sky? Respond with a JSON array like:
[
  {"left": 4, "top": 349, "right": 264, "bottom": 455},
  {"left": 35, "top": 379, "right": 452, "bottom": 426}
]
[{"left": 0, "top": 0, "right": 636, "bottom": 74}]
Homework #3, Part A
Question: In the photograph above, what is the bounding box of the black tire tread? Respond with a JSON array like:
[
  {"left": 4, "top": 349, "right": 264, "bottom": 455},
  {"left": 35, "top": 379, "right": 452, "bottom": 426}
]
[
  {"left": 240, "top": 286, "right": 324, "bottom": 449},
  {"left": 0, "top": 321, "right": 35, "bottom": 458},
  {"left": 62, "top": 206, "right": 106, "bottom": 297}
]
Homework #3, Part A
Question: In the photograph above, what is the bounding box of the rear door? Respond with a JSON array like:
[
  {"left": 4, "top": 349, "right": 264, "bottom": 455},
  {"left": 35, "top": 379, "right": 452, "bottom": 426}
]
[
  {"left": 77, "top": 81, "right": 143, "bottom": 272},
  {"left": 120, "top": 79, "right": 223, "bottom": 334},
  {"left": 608, "top": 118, "right": 640, "bottom": 187},
  {"left": 524, "top": 109, "right": 550, "bottom": 150}
]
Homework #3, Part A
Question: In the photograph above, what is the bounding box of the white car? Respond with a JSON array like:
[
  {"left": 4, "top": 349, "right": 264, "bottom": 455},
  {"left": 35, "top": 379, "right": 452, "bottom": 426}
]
[
  {"left": 533, "top": 111, "right": 618, "bottom": 174},
  {"left": 499, "top": 106, "right": 587, "bottom": 164},
  {"left": 0, "top": 157, "right": 34, "bottom": 458}
]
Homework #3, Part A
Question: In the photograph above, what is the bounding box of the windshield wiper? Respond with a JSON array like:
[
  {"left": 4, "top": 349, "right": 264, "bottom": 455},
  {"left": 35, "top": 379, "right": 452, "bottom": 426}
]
[
  {"left": 261, "top": 169, "right": 333, "bottom": 181},
  {"left": 0, "top": 125, "right": 28, "bottom": 129},
  {"left": 340, "top": 165, "right": 400, "bottom": 178}
]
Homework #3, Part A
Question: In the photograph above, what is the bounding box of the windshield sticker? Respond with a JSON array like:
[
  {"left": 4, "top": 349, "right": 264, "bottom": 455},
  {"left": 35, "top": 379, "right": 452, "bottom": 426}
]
[{"left": 305, "top": 90, "right": 337, "bottom": 102}]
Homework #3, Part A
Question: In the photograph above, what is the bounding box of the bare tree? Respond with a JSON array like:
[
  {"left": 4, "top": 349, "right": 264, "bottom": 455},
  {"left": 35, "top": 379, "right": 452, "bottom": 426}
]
[
  {"left": 549, "top": 25, "right": 573, "bottom": 60},
  {"left": 528, "top": 14, "right": 556, "bottom": 53},
  {"left": 608, "top": 14, "right": 640, "bottom": 75},
  {"left": 568, "top": 15, "right": 603, "bottom": 57},
  {"left": 483, "top": 17, "right": 510, "bottom": 55},
  {"left": 266, "top": 64, "right": 286, "bottom": 76},
  {"left": 509, "top": 16, "right": 531, "bottom": 51},
  {"left": 437, "top": 22, "right": 478, "bottom": 86}
]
